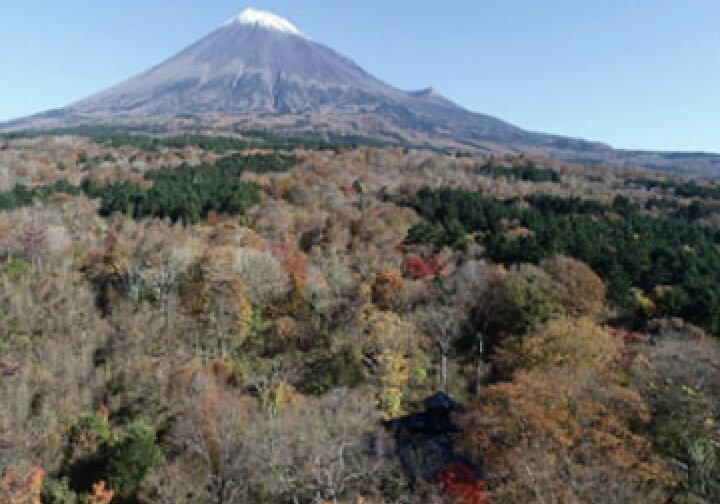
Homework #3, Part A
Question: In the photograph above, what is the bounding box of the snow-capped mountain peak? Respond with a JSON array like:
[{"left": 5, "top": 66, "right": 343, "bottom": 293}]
[{"left": 224, "top": 8, "right": 303, "bottom": 36}]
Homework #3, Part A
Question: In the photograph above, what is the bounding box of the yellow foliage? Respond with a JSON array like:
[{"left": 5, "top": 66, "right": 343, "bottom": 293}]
[
  {"left": 362, "top": 310, "right": 419, "bottom": 414},
  {"left": 263, "top": 380, "right": 298, "bottom": 417},
  {"left": 232, "top": 280, "right": 254, "bottom": 339},
  {"left": 378, "top": 349, "right": 410, "bottom": 416},
  {"left": 363, "top": 310, "right": 415, "bottom": 353},
  {"left": 633, "top": 288, "right": 656, "bottom": 312},
  {"left": 495, "top": 316, "right": 621, "bottom": 375}
]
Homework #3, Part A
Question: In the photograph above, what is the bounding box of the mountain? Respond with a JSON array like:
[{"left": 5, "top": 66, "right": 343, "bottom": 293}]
[{"left": 3, "top": 8, "right": 719, "bottom": 176}]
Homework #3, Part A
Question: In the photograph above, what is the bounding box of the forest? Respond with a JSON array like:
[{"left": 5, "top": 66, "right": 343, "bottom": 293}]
[
  {"left": 397, "top": 188, "right": 720, "bottom": 333},
  {"left": 0, "top": 137, "right": 718, "bottom": 504}
]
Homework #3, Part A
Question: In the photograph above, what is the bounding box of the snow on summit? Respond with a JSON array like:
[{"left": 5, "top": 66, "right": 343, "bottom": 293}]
[{"left": 224, "top": 8, "right": 303, "bottom": 36}]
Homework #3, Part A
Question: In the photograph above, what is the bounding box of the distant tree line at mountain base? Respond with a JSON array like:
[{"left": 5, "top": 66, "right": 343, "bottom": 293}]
[{"left": 0, "top": 153, "right": 299, "bottom": 224}]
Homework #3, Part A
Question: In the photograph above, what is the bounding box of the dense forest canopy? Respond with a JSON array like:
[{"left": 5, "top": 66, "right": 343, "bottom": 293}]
[
  {"left": 395, "top": 188, "right": 720, "bottom": 333},
  {"left": 1, "top": 137, "right": 718, "bottom": 503}
]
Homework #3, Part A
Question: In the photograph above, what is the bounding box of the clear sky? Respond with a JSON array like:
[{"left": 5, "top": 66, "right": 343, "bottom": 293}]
[{"left": 1, "top": 0, "right": 718, "bottom": 152}]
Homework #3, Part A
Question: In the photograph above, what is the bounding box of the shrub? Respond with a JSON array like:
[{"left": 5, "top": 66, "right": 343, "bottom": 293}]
[{"left": 2, "top": 258, "right": 30, "bottom": 279}]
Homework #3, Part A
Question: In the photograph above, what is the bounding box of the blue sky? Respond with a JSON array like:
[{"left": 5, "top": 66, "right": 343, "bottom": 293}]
[{"left": 1, "top": 0, "right": 718, "bottom": 152}]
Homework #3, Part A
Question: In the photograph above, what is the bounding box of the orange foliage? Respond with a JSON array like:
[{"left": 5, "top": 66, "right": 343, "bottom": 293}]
[
  {"left": 87, "top": 481, "right": 114, "bottom": 504},
  {"left": 85, "top": 232, "right": 130, "bottom": 281},
  {"left": 1, "top": 466, "right": 44, "bottom": 504},
  {"left": 274, "top": 316, "right": 298, "bottom": 341},
  {"left": 462, "top": 369, "right": 672, "bottom": 503}
]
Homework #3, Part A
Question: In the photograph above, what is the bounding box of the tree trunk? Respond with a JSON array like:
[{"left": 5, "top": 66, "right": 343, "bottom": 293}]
[
  {"left": 475, "top": 331, "right": 484, "bottom": 395},
  {"left": 440, "top": 352, "right": 447, "bottom": 392}
]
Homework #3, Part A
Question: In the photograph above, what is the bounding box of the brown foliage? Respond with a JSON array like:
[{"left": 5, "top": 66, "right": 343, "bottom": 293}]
[
  {"left": 462, "top": 369, "right": 673, "bottom": 503},
  {"left": 371, "top": 269, "right": 404, "bottom": 310},
  {"left": 541, "top": 255, "right": 606, "bottom": 318}
]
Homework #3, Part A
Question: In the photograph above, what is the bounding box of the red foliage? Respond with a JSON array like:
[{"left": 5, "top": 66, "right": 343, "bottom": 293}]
[
  {"left": 612, "top": 328, "right": 647, "bottom": 367},
  {"left": 405, "top": 254, "right": 447, "bottom": 279},
  {"left": 436, "top": 462, "right": 490, "bottom": 504},
  {"left": 340, "top": 184, "right": 357, "bottom": 196}
]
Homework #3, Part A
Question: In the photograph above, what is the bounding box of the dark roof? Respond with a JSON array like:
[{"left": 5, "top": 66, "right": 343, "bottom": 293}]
[{"left": 424, "top": 392, "right": 465, "bottom": 413}]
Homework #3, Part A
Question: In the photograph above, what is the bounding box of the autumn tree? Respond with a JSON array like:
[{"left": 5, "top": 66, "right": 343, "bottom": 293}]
[
  {"left": 145, "top": 389, "right": 403, "bottom": 504},
  {"left": 462, "top": 369, "right": 673, "bottom": 503},
  {"left": 494, "top": 316, "right": 621, "bottom": 376},
  {"left": 232, "top": 247, "right": 292, "bottom": 306},
  {"left": 633, "top": 329, "right": 720, "bottom": 501},
  {"left": 84, "top": 232, "right": 130, "bottom": 311},
  {"left": 181, "top": 253, "right": 254, "bottom": 359},
  {"left": 19, "top": 222, "right": 47, "bottom": 274},
  {"left": 540, "top": 255, "right": 606, "bottom": 318},
  {"left": 87, "top": 481, "right": 114, "bottom": 504},
  {"left": 473, "top": 264, "right": 563, "bottom": 350},
  {"left": 362, "top": 310, "right": 420, "bottom": 414},
  {"left": 371, "top": 269, "right": 404, "bottom": 311}
]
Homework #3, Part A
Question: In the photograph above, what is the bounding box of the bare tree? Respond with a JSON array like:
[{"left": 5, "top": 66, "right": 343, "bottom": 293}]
[
  {"left": 233, "top": 248, "right": 292, "bottom": 305},
  {"left": 413, "top": 306, "right": 463, "bottom": 392}
]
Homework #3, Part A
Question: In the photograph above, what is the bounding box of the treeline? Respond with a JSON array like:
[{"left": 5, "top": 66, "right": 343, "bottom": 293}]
[
  {"left": 2, "top": 126, "right": 360, "bottom": 153},
  {"left": 215, "top": 152, "right": 297, "bottom": 173},
  {"left": 0, "top": 153, "right": 297, "bottom": 223},
  {"left": 645, "top": 197, "right": 716, "bottom": 221},
  {"left": 85, "top": 153, "right": 297, "bottom": 223},
  {"left": 96, "top": 132, "right": 363, "bottom": 153},
  {"left": 395, "top": 188, "right": 720, "bottom": 333},
  {"left": 631, "top": 177, "right": 720, "bottom": 200},
  {"left": 480, "top": 161, "right": 561, "bottom": 182},
  {"left": 98, "top": 134, "right": 251, "bottom": 153},
  {"left": 0, "top": 179, "right": 81, "bottom": 210}
]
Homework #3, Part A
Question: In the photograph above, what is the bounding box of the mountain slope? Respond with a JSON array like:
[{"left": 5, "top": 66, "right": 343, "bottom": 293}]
[{"left": 2, "top": 8, "right": 718, "bottom": 175}]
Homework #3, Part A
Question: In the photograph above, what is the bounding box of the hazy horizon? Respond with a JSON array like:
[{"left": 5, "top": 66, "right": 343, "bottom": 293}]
[{"left": 1, "top": 0, "right": 718, "bottom": 152}]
